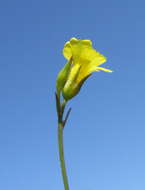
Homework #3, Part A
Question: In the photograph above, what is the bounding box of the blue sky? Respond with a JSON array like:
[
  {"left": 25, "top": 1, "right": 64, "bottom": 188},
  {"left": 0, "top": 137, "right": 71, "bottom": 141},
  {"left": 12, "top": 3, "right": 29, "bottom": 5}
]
[{"left": 0, "top": 0, "right": 145, "bottom": 190}]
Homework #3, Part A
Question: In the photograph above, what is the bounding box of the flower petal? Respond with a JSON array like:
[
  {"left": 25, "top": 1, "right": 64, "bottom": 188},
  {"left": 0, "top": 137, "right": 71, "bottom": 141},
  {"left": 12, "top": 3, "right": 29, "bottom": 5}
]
[
  {"left": 81, "top": 40, "right": 92, "bottom": 47},
  {"left": 63, "top": 41, "right": 72, "bottom": 60},
  {"left": 96, "top": 67, "right": 113, "bottom": 72},
  {"left": 70, "top": 37, "right": 78, "bottom": 45}
]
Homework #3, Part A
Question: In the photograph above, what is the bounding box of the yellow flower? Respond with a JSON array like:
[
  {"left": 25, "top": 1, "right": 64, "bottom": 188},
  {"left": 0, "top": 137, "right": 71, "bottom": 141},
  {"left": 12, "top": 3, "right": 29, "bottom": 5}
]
[{"left": 59, "top": 37, "right": 112, "bottom": 100}]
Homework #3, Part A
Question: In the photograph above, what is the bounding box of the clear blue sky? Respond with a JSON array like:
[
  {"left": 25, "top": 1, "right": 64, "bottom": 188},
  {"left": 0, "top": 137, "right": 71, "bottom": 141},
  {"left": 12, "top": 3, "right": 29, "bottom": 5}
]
[{"left": 0, "top": 0, "right": 145, "bottom": 190}]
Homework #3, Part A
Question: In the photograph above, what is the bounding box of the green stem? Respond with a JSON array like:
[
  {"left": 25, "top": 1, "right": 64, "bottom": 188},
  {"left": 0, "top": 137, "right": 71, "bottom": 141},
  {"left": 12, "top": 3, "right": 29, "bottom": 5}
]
[{"left": 58, "top": 122, "right": 70, "bottom": 190}]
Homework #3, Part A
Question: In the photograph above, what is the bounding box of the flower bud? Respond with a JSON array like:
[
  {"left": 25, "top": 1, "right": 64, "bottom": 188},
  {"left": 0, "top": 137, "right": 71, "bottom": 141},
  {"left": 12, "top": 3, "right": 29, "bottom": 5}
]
[{"left": 56, "top": 59, "right": 72, "bottom": 96}]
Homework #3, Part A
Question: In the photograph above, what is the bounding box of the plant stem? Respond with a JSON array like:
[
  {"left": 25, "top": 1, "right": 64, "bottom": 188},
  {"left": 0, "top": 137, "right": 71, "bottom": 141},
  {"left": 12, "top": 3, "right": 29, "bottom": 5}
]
[{"left": 58, "top": 122, "right": 70, "bottom": 190}]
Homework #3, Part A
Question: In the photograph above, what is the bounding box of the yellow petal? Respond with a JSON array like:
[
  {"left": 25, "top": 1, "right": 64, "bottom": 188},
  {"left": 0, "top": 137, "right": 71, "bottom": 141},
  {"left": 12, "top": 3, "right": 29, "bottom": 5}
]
[
  {"left": 76, "top": 64, "right": 95, "bottom": 83},
  {"left": 96, "top": 67, "right": 113, "bottom": 72},
  {"left": 70, "top": 37, "right": 78, "bottom": 45},
  {"left": 63, "top": 41, "right": 72, "bottom": 60},
  {"left": 81, "top": 40, "right": 92, "bottom": 47},
  {"left": 66, "top": 64, "right": 81, "bottom": 83},
  {"left": 75, "top": 54, "right": 107, "bottom": 83},
  {"left": 63, "top": 38, "right": 107, "bottom": 67}
]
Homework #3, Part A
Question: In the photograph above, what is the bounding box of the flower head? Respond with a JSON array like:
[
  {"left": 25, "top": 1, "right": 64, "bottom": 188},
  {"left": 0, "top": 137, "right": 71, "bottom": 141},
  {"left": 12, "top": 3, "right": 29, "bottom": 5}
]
[{"left": 56, "top": 37, "right": 112, "bottom": 100}]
